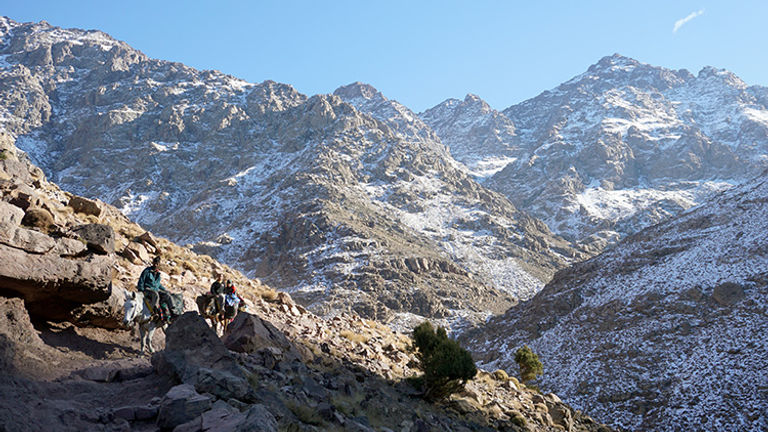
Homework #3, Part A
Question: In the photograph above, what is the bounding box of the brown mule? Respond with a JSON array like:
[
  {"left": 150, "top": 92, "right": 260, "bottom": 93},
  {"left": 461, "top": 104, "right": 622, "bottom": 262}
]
[{"left": 195, "top": 293, "right": 228, "bottom": 335}]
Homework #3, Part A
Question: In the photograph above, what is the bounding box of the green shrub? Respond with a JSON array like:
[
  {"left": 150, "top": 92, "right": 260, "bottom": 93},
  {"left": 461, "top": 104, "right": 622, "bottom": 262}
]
[
  {"left": 410, "top": 321, "right": 477, "bottom": 401},
  {"left": 514, "top": 345, "right": 543, "bottom": 384}
]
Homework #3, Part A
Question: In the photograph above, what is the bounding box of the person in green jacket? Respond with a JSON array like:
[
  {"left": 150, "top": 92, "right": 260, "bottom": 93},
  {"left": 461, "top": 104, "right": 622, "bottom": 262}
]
[{"left": 137, "top": 256, "right": 173, "bottom": 321}]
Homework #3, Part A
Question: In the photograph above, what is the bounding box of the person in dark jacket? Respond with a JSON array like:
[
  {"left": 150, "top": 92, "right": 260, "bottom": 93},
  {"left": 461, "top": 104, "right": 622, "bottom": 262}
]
[
  {"left": 208, "top": 274, "right": 225, "bottom": 314},
  {"left": 137, "top": 256, "right": 173, "bottom": 321},
  {"left": 210, "top": 274, "right": 225, "bottom": 296}
]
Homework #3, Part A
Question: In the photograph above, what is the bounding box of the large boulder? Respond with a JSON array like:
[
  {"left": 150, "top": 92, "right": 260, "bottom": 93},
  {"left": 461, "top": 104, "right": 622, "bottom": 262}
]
[
  {"left": 73, "top": 223, "right": 115, "bottom": 254},
  {"left": 222, "top": 312, "right": 302, "bottom": 362},
  {"left": 0, "top": 222, "right": 56, "bottom": 253},
  {"left": 6, "top": 184, "right": 40, "bottom": 210},
  {"left": 711, "top": 282, "right": 745, "bottom": 306},
  {"left": 52, "top": 237, "right": 87, "bottom": 257},
  {"left": 153, "top": 312, "right": 254, "bottom": 402},
  {"left": 0, "top": 296, "right": 44, "bottom": 375},
  {"left": 0, "top": 201, "right": 24, "bottom": 226},
  {"left": 157, "top": 384, "right": 213, "bottom": 430},
  {"left": 136, "top": 231, "right": 158, "bottom": 251},
  {"left": 0, "top": 296, "right": 62, "bottom": 378},
  {"left": 171, "top": 403, "right": 277, "bottom": 432},
  {"left": 236, "top": 405, "right": 278, "bottom": 432},
  {"left": 121, "top": 241, "right": 150, "bottom": 264},
  {"left": 0, "top": 243, "right": 114, "bottom": 321}
]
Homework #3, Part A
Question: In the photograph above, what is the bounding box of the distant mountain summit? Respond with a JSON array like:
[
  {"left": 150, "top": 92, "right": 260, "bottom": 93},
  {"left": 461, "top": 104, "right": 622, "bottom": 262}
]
[
  {"left": 423, "top": 53, "right": 768, "bottom": 251},
  {"left": 421, "top": 93, "right": 519, "bottom": 178},
  {"left": 0, "top": 18, "right": 580, "bottom": 331}
]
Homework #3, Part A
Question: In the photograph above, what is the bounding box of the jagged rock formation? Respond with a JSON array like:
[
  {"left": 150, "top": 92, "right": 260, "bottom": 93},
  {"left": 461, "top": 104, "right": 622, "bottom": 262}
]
[
  {"left": 462, "top": 173, "right": 768, "bottom": 431},
  {"left": 422, "top": 54, "right": 768, "bottom": 252},
  {"left": 0, "top": 17, "right": 583, "bottom": 330}
]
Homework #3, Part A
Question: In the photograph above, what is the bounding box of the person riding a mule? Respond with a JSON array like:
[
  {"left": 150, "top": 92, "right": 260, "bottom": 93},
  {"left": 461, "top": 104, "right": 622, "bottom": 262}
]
[
  {"left": 137, "top": 255, "right": 174, "bottom": 322},
  {"left": 223, "top": 279, "right": 241, "bottom": 318}
]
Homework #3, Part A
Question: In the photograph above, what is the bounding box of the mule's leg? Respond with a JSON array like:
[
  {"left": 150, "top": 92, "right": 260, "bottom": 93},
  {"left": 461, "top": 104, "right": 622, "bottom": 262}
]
[
  {"left": 147, "top": 326, "right": 156, "bottom": 353},
  {"left": 139, "top": 324, "right": 147, "bottom": 353}
]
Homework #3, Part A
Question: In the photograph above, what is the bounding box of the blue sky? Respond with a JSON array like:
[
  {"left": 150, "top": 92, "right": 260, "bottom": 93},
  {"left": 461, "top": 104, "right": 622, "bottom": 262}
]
[{"left": 5, "top": 1, "right": 767, "bottom": 111}]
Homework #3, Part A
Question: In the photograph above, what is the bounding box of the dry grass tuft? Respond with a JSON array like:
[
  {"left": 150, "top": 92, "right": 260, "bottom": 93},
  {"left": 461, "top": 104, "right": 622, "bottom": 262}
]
[
  {"left": 493, "top": 369, "right": 510, "bottom": 381},
  {"left": 260, "top": 289, "right": 279, "bottom": 302},
  {"left": 340, "top": 330, "right": 371, "bottom": 344}
]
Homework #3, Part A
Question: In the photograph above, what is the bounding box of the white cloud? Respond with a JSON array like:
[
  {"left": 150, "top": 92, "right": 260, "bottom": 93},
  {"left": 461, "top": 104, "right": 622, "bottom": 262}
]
[{"left": 673, "top": 9, "right": 705, "bottom": 33}]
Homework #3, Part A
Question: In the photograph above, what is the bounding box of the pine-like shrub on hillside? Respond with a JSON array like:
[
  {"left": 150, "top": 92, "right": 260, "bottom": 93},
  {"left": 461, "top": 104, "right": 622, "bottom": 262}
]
[
  {"left": 514, "top": 345, "right": 543, "bottom": 384},
  {"left": 410, "top": 321, "right": 477, "bottom": 401}
]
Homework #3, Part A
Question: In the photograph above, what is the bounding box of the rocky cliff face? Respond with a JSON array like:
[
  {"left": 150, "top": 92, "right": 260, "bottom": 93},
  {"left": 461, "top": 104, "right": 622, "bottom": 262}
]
[
  {"left": 422, "top": 54, "right": 768, "bottom": 252},
  {"left": 461, "top": 173, "right": 768, "bottom": 431},
  {"left": 0, "top": 17, "right": 583, "bottom": 330}
]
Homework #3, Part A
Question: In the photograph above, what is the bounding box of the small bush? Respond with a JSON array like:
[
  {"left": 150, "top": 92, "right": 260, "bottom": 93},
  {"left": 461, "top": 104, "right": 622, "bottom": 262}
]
[
  {"left": 514, "top": 345, "right": 543, "bottom": 384},
  {"left": 0, "top": 150, "right": 8, "bottom": 160},
  {"left": 410, "top": 321, "right": 477, "bottom": 401},
  {"left": 21, "top": 208, "right": 55, "bottom": 232}
]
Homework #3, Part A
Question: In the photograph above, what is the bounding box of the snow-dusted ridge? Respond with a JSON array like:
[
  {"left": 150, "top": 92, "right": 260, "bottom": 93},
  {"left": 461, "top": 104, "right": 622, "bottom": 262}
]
[
  {"left": 462, "top": 172, "right": 768, "bottom": 431},
  {"left": 422, "top": 54, "right": 768, "bottom": 254}
]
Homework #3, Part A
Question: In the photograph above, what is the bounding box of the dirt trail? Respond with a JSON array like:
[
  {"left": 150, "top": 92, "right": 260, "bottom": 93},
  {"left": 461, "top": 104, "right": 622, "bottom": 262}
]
[{"left": 0, "top": 319, "right": 172, "bottom": 432}]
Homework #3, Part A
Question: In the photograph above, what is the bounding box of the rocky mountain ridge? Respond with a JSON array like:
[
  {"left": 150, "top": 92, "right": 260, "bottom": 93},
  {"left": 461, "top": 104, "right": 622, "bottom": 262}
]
[
  {"left": 0, "top": 132, "right": 612, "bottom": 431},
  {"left": 461, "top": 171, "right": 768, "bottom": 431},
  {"left": 0, "top": 16, "right": 585, "bottom": 331},
  {"left": 422, "top": 54, "right": 768, "bottom": 252}
]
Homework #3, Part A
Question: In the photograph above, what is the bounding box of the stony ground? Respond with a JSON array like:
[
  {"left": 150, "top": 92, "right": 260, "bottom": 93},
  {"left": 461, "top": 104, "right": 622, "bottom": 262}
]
[{"left": 0, "top": 293, "right": 615, "bottom": 432}]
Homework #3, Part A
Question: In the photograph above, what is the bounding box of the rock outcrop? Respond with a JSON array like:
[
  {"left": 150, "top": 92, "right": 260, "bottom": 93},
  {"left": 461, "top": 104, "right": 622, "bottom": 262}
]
[
  {"left": 148, "top": 299, "right": 614, "bottom": 432},
  {"left": 222, "top": 312, "right": 303, "bottom": 362},
  {"left": 0, "top": 154, "right": 117, "bottom": 323},
  {"left": 153, "top": 312, "right": 256, "bottom": 403}
]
